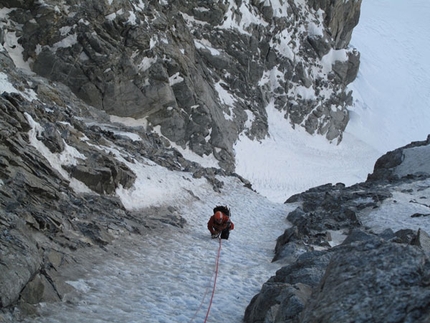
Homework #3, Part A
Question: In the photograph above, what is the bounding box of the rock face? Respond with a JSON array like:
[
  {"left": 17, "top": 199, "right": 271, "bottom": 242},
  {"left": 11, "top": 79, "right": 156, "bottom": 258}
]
[
  {"left": 0, "top": 0, "right": 364, "bottom": 310},
  {"left": 1, "top": 0, "right": 430, "bottom": 319},
  {"left": 246, "top": 231, "right": 430, "bottom": 323},
  {"left": 0, "top": 47, "right": 236, "bottom": 314},
  {"left": 2, "top": 0, "right": 361, "bottom": 171},
  {"left": 308, "top": 0, "right": 362, "bottom": 49},
  {"left": 9, "top": 0, "right": 429, "bottom": 321},
  {"left": 367, "top": 135, "right": 430, "bottom": 181},
  {"left": 2, "top": 1, "right": 430, "bottom": 322},
  {"left": 244, "top": 137, "right": 430, "bottom": 323},
  {"left": 301, "top": 238, "right": 430, "bottom": 323}
]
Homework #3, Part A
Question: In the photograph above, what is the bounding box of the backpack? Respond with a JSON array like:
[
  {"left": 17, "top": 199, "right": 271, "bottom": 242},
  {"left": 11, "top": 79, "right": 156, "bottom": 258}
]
[{"left": 213, "top": 205, "right": 230, "bottom": 217}]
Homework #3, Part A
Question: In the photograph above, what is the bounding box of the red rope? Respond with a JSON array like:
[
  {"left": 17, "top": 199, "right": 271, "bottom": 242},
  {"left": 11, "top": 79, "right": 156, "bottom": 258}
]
[
  {"left": 188, "top": 237, "right": 223, "bottom": 323},
  {"left": 204, "top": 237, "right": 222, "bottom": 323},
  {"left": 189, "top": 269, "right": 215, "bottom": 323}
]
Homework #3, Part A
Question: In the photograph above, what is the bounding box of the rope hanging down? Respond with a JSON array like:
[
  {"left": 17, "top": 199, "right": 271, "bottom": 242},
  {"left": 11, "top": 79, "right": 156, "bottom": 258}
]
[
  {"left": 204, "top": 237, "right": 222, "bottom": 322},
  {"left": 189, "top": 237, "right": 223, "bottom": 323},
  {"left": 189, "top": 262, "right": 216, "bottom": 322}
]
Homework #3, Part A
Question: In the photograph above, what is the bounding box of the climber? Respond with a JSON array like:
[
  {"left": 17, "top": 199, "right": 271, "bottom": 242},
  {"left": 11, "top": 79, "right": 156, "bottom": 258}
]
[{"left": 207, "top": 206, "right": 234, "bottom": 240}]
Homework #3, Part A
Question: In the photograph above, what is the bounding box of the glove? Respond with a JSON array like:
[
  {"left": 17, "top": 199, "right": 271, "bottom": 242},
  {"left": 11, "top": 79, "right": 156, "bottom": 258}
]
[{"left": 211, "top": 233, "right": 220, "bottom": 239}]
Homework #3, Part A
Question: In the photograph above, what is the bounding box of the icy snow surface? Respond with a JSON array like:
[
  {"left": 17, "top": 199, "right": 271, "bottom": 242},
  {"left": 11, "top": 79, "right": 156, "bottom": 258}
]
[
  {"left": 1, "top": 0, "right": 430, "bottom": 322},
  {"left": 22, "top": 178, "right": 294, "bottom": 323}
]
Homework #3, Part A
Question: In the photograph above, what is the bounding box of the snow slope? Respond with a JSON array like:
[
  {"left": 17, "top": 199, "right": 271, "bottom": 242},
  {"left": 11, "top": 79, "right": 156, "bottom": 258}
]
[
  {"left": 1, "top": 1, "right": 430, "bottom": 322},
  {"left": 21, "top": 175, "right": 294, "bottom": 323},
  {"left": 235, "top": 0, "right": 430, "bottom": 203},
  {"left": 348, "top": 0, "right": 430, "bottom": 154}
]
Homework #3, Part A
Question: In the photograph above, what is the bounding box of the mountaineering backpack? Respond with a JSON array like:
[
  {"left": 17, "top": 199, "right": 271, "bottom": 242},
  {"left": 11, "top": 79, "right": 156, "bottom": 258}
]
[{"left": 213, "top": 205, "right": 230, "bottom": 217}]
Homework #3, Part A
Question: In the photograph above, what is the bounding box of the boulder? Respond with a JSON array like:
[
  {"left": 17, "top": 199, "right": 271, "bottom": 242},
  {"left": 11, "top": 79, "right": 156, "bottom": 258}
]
[{"left": 301, "top": 239, "right": 430, "bottom": 323}]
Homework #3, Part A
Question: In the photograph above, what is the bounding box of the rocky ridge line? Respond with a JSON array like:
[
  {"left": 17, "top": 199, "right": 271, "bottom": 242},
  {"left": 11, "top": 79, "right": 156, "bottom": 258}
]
[
  {"left": 244, "top": 136, "right": 430, "bottom": 323},
  {"left": 0, "top": 49, "right": 248, "bottom": 316},
  {"left": 1, "top": 0, "right": 362, "bottom": 171}
]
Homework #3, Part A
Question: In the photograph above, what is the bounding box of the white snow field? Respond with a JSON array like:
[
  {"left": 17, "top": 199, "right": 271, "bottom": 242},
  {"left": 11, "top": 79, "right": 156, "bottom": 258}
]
[
  {"left": 1, "top": 0, "right": 430, "bottom": 322},
  {"left": 22, "top": 177, "right": 295, "bottom": 323}
]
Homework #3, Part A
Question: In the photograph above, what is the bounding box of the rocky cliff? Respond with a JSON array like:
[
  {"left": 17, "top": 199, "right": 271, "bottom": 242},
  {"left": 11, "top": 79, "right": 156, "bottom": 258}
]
[
  {"left": 8, "top": 0, "right": 430, "bottom": 322},
  {"left": 245, "top": 136, "right": 430, "bottom": 322},
  {"left": 1, "top": 0, "right": 361, "bottom": 172}
]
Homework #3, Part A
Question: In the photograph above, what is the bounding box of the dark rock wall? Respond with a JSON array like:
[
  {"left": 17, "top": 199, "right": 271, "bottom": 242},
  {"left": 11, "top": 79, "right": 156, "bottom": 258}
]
[
  {"left": 2, "top": 0, "right": 362, "bottom": 171},
  {"left": 0, "top": 51, "right": 238, "bottom": 313},
  {"left": 244, "top": 137, "right": 430, "bottom": 323},
  {"left": 0, "top": 0, "right": 370, "bottom": 318}
]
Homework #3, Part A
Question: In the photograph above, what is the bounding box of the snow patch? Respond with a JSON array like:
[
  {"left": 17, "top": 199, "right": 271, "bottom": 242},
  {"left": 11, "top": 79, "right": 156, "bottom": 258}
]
[{"left": 25, "top": 113, "right": 92, "bottom": 194}]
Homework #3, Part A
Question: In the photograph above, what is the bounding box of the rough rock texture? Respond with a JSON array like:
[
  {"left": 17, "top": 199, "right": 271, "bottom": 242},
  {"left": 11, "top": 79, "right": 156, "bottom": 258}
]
[
  {"left": 245, "top": 250, "right": 332, "bottom": 322},
  {"left": 0, "top": 1, "right": 364, "bottom": 311},
  {"left": 245, "top": 137, "right": 430, "bottom": 323},
  {"left": 0, "top": 47, "right": 245, "bottom": 315},
  {"left": 301, "top": 237, "right": 430, "bottom": 323},
  {"left": 367, "top": 134, "right": 430, "bottom": 181},
  {"left": 246, "top": 227, "right": 430, "bottom": 323},
  {"left": 2, "top": 0, "right": 362, "bottom": 171},
  {"left": 308, "top": 0, "right": 362, "bottom": 49},
  {"left": 9, "top": 1, "right": 430, "bottom": 321}
]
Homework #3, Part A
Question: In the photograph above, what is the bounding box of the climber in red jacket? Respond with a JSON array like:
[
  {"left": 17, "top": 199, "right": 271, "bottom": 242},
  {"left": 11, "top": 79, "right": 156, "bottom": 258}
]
[{"left": 207, "top": 206, "right": 234, "bottom": 240}]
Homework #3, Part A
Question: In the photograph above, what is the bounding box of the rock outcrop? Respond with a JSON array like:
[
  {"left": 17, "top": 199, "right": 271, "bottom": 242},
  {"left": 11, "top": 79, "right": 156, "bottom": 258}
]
[
  {"left": 246, "top": 230, "right": 430, "bottom": 323},
  {"left": 1, "top": 0, "right": 430, "bottom": 319},
  {"left": 367, "top": 134, "right": 430, "bottom": 181},
  {"left": 10, "top": 1, "right": 428, "bottom": 321},
  {"left": 0, "top": 48, "right": 239, "bottom": 314},
  {"left": 244, "top": 137, "right": 430, "bottom": 322},
  {"left": 2, "top": 0, "right": 362, "bottom": 171},
  {"left": 0, "top": 0, "right": 364, "bottom": 312}
]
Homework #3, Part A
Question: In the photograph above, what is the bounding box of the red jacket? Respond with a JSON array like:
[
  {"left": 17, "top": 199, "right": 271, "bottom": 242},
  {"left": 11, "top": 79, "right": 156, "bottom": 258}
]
[{"left": 207, "top": 214, "right": 234, "bottom": 235}]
